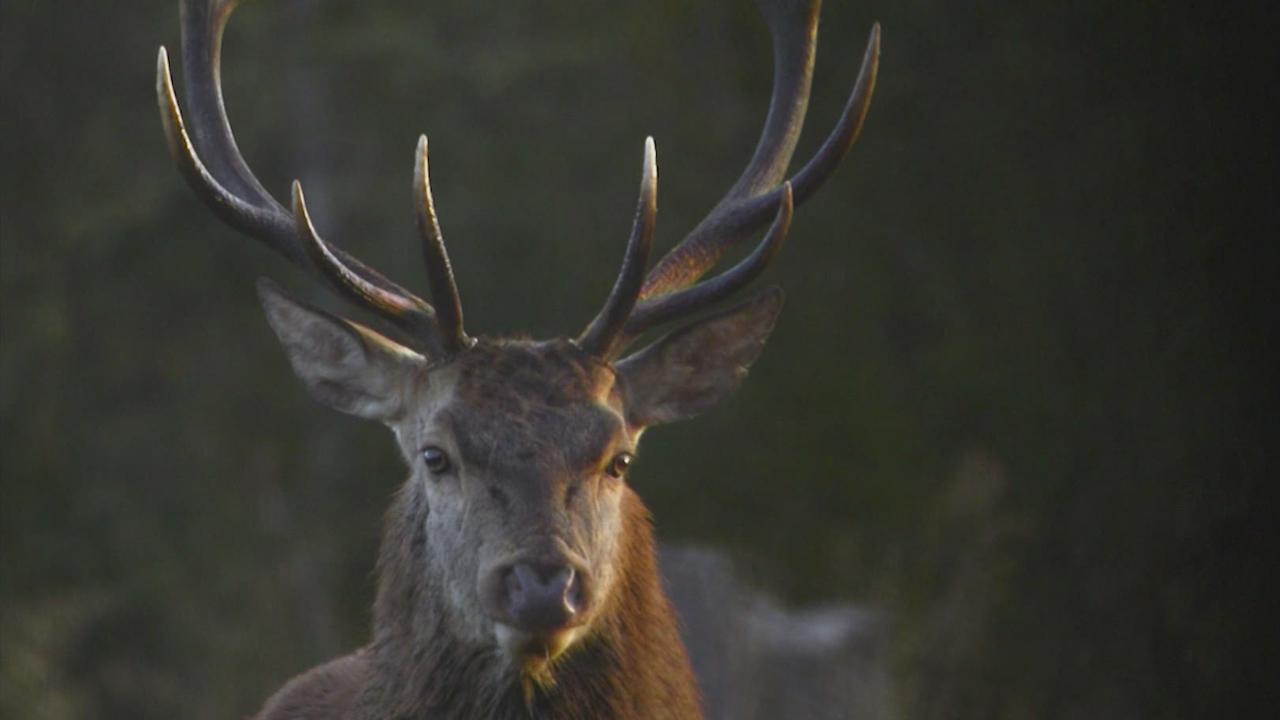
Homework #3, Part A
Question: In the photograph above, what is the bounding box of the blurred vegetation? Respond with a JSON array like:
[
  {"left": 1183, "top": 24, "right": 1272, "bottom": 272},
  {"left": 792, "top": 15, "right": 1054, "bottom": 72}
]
[{"left": 1, "top": 1, "right": 1275, "bottom": 718}]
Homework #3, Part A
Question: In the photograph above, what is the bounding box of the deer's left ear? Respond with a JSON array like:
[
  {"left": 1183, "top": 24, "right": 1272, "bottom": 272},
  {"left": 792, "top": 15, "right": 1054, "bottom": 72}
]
[
  {"left": 616, "top": 287, "right": 783, "bottom": 427},
  {"left": 257, "top": 279, "right": 425, "bottom": 422}
]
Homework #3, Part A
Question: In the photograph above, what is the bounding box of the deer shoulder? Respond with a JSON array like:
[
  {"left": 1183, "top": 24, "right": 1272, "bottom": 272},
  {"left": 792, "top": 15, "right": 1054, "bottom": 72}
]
[{"left": 255, "top": 651, "right": 368, "bottom": 720}]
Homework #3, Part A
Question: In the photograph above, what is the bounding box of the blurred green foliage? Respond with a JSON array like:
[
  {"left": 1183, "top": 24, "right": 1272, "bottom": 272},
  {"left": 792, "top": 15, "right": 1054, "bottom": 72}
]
[{"left": 1, "top": 1, "right": 1275, "bottom": 718}]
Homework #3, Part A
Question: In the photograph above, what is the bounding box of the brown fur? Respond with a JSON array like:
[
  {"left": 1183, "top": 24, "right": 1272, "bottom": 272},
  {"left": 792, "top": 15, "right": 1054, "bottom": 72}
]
[
  {"left": 254, "top": 484, "right": 700, "bottom": 720},
  {"left": 254, "top": 338, "right": 703, "bottom": 719}
]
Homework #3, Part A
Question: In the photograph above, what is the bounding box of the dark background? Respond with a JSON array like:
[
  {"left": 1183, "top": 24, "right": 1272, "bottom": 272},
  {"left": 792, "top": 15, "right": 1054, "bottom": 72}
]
[{"left": 2, "top": 1, "right": 1276, "bottom": 717}]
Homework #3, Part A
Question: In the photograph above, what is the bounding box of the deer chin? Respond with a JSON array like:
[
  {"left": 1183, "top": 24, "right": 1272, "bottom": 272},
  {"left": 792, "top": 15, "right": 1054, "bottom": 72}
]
[{"left": 494, "top": 623, "right": 581, "bottom": 671}]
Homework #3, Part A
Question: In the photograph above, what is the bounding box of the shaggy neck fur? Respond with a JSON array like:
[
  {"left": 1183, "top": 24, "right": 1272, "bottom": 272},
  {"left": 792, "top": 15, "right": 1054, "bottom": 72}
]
[{"left": 353, "top": 479, "right": 702, "bottom": 720}]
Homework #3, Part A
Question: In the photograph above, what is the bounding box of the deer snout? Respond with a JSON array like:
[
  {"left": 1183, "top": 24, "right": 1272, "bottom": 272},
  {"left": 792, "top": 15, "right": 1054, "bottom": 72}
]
[{"left": 483, "top": 559, "right": 590, "bottom": 634}]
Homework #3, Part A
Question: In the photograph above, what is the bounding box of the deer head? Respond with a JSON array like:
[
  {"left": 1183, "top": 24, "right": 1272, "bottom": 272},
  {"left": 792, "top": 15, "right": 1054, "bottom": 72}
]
[{"left": 157, "top": 0, "right": 877, "bottom": 691}]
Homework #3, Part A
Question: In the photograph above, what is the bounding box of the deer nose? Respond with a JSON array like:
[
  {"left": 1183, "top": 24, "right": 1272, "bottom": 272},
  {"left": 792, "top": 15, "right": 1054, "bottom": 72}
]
[{"left": 487, "top": 560, "right": 588, "bottom": 633}]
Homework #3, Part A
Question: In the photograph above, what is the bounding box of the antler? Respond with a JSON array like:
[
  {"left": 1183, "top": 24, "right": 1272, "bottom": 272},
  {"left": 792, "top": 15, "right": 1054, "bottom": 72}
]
[
  {"left": 579, "top": 0, "right": 879, "bottom": 358},
  {"left": 577, "top": 138, "right": 659, "bottom": 358},
  {"left": 413, "top": 136, "right": 470, "bottom": 353},
  {"left": 640, "top": 2, "right": 879, "bottom": 300},
  {"left": 160, "top": 0, "right": 876, "bottom": 364},
  {"left": 156, "top": 0, "right": 467, "bottom": 356}
]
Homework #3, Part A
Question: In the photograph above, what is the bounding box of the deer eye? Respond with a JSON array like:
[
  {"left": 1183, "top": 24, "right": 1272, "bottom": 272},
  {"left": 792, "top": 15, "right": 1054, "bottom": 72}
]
[
  {"left": 421, "top": 446, "right": 451, "bottom": 475},
  {"left": 606, "top": 452, "right": 634, "bottom": 479}
]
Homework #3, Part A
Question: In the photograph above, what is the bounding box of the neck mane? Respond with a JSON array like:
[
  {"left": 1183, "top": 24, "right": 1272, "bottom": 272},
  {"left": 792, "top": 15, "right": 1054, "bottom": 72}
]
[{"left": 355, "top": 482, "right": 701, "bottom": 720}]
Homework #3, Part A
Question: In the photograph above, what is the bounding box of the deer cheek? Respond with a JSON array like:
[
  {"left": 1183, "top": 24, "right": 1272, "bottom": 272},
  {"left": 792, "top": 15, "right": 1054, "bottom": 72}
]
[{"left": 583, "top": 502, "right": 626, "bottom": 611}]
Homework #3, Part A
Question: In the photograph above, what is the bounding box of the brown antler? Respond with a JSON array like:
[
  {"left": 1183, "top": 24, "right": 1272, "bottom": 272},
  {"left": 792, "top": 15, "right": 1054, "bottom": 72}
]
[
  {"left": 632, "top": 0, "right": 878, "bottom": 308},
  {"left": 579, "top": 0, "right": 879, "bottom": 357},
  {"left": 156, "top": 0, "right": 465, "bottom": 357},
  {"left": 577, "top": 138, "right": 659, "bottom": 358},
  {"left": 623, "top": 183, "right": 793, "bottom": 342},
  {"left": 413, "top": 136, "right": 471, "bottom": 353},
  {"left": 577, "top": 0, "right": 878, "bottom": 359}
]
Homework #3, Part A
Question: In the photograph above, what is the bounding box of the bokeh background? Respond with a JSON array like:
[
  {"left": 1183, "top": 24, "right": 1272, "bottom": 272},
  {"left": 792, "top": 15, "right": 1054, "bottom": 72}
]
[{"left": 2, "top": 1, "right": 1276, "bottom": 717}]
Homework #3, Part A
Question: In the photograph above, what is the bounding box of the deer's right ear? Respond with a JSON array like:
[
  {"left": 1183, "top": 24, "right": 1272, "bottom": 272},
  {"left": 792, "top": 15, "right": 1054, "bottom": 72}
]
[{"left": 257, "top": 279, "right": 425, "bottom": 422}]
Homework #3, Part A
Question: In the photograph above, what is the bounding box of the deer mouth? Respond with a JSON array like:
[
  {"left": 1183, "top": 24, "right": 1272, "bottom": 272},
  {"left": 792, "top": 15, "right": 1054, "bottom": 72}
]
[{"left": 494, "top": 623, "right": 581, "bottom": 669}]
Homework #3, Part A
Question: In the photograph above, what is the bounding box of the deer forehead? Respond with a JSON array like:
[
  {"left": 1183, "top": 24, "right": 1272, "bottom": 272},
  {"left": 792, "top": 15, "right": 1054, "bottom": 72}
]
[{"left": 428, "top": 338, "right": 629, "bottom": 474}]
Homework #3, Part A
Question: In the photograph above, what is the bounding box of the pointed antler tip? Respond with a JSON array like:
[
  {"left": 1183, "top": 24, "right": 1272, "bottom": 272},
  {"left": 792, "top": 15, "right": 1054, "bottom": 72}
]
[
  {"left": 643, "top": 137, "right": 657, "bottom": 184},
  {"left": 414, "top": 136, "right": 433, "bottom": 189},
  {"left": 155, "top": 47, "right": 190, "bottom": 157},
  {"left": 290, "top": 181, "right": 333, "bottom": 258},
  {"left": 289, "top": 180, "right": 312, "bottom": 225},
  {"left": 156, "top": 48, "right": 175, "bottom": 93}
]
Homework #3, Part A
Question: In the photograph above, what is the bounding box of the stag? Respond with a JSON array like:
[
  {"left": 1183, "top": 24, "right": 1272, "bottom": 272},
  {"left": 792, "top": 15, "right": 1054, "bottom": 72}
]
[{"left": 157, "top": 0, "right": 878, "bottom": 717}]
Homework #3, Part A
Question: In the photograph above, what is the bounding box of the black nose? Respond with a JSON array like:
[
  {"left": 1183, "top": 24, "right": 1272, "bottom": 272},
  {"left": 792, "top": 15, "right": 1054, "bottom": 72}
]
[{"left": 492, "top": 561, "right": 586, "bottom": 633}]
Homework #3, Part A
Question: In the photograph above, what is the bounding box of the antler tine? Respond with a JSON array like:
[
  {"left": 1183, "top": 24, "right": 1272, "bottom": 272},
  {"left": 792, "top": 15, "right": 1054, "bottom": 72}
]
[
  {"left": 157, "top": 45, "right": 296, "bottom": 260},
  {"left": 291, "top": 182, "right": 447, "bottom": 356},
  {"left": 641, "top": 4, "right": 880, "bottom": 299},
  {"left": 158, "top": 0, "right": 447, "bottom": 353},
  {"left": 578, "top": 138, "right": 659, "bottom": 358},
  {"left": 622, "top": 183, "right": 791, "bottom": 345},
  {"left": 706, "top": 23, "right": 880, "bottom": 236},
  {"left": 414, "top": 136, "right": 470, "bottom": 354},
  {"left": 723, "top": 0, "right": 821, "bottom": 201}
]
